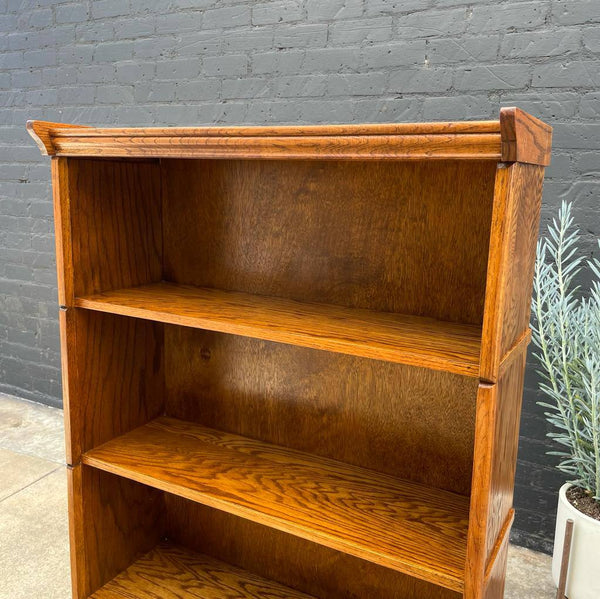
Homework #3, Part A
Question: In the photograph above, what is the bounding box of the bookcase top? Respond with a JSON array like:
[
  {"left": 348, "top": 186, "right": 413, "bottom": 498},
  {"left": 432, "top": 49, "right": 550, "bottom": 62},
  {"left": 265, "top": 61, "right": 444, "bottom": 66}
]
[{"left": 28, "top": 107, "right": 551, "bottom": 165}]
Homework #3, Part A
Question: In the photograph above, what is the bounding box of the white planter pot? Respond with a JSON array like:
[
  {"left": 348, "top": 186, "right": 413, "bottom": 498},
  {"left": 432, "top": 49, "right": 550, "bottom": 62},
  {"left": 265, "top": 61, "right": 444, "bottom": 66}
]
[{"left": 552, "top": 483, "right": 600, "bottom": 599}]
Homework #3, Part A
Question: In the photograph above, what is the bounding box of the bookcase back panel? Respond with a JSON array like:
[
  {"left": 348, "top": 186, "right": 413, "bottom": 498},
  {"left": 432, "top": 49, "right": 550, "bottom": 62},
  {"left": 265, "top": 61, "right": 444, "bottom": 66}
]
[
  {"left": 162, "top": 159, "right": 496, "bottom": 324},
  {"left": 165, "top": 496, "right": 463, "bottom": 599},
  {"left": 67, "top": 158, "right": 162, "bottom": 298},
  {"left": 164, "top": 325, "right": 478, "bottom": 495}
]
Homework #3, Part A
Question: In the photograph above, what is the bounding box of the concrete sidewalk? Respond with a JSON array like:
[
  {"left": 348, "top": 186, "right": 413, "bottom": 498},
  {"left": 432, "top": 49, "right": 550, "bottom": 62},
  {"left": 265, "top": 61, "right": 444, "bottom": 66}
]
[
  {"left": 0, "top": 394, "right": 69, "bottom": 599},
  {"left": 0, "top": 393, "right": 556, "bottom": 598}
]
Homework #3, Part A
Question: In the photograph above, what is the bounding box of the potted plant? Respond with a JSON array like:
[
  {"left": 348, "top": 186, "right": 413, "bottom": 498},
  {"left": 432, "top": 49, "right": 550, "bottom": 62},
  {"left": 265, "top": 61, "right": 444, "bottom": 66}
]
[{"left": 531, "top": 201, "right": 600, "bottom": 599}]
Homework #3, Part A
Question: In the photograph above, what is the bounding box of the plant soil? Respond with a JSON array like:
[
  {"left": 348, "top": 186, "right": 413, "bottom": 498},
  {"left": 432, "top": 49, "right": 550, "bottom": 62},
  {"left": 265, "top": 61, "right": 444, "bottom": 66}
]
[{"left": 566, "top": 486, "right": 600, "bottom": 522}]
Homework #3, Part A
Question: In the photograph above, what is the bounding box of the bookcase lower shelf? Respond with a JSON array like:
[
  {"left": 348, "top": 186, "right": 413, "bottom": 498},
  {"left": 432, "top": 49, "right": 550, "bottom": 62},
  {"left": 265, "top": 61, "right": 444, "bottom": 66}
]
[
  {"left": 91, "top": 542, "right": 316, "bottom": 598},
  {"left": 83, "top": 417, "right": 470, "bottom": 593}
]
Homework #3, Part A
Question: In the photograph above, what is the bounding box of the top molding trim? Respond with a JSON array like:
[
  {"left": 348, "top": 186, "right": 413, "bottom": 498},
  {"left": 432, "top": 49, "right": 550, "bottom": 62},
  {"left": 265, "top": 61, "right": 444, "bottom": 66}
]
[{"left": 27, "top": 108, "right": 551, "bottom": 165}]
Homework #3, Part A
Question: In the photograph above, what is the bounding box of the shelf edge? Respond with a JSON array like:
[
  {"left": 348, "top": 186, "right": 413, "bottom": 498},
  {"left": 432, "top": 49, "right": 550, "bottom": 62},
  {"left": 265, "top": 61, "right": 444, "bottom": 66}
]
[
  {"left": 82, "top": 418, "right": 468, "bottom": 593},
  {"left": 74, "top": 291, "right": 482, "bottom": 378}
]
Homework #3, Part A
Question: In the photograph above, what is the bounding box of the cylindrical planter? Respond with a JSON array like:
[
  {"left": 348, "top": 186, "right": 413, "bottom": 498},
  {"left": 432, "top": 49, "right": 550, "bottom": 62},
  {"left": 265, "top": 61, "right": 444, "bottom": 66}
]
[{"left": 552, "top": 483, "right": 600, "bottom": 599}]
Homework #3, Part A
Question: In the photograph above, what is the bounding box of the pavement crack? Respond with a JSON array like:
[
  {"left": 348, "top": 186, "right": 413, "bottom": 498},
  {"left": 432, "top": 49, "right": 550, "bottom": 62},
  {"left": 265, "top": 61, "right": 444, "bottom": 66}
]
[{"left": 0, "top": 465, "right": 63, "bottom": 503}]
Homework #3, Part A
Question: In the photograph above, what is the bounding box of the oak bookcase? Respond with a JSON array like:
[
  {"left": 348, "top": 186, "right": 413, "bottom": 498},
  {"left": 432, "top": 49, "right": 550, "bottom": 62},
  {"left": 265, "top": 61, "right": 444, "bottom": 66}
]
[{"left": 29, "top": 108, "right": 551, "bottom": 599}]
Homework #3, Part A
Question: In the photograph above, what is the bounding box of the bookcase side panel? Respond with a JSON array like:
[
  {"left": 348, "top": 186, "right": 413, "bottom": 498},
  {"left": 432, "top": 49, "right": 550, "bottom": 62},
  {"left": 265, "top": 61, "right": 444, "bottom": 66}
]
[
  {"left": 63, "top": 310, "right": 165, "bottom": 463},
  {"left": 485, "top": 350, "right": 527, "bottom": 560},
  {"left": 51, "top": 157, "right": 75, "bottom": 306},
  {"left": 59, "top": 308, "right": 76, "bottom": 465},
  {"left": 464, "top": 347, "right": 527, "bottom": 599},
  {"left": 165, "top": 496, "right": 463, "bottom": 599},
  {"left": 68, "top": 465, "right": 165, "bottom": 599},
  {"left": 164, "top": 327, "right": 478, "bottom": 495},
  {"left": 481, "top": 529, "right": 510, "bottom": 599},
  {"left": 67, "top": 158, "right": 163, "bottom": 298},
  {"left": 161, "top": 159, "right": 496, "bottom": 325},
  {"left": 497, "top": 164, "right": 545, "bottom": 355},
  {"left": 480, "top": 162, "right": 545, "bottom": 381}
]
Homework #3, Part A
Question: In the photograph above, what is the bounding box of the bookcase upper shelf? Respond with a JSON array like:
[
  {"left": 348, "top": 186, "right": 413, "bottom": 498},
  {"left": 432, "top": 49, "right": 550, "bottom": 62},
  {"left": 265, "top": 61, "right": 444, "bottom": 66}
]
[
  {"left": 27, "top": 107, "right": 551, "bottom": 164},
  {"left": 75, "top": 282, "right": 483, "bottom": 377}
]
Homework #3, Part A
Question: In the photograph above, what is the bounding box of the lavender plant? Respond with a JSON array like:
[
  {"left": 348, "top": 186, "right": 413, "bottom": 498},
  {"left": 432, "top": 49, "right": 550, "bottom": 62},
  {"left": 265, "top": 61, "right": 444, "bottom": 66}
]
[{"left": 531, "top": 201, "right": 600, "bottom": 501}]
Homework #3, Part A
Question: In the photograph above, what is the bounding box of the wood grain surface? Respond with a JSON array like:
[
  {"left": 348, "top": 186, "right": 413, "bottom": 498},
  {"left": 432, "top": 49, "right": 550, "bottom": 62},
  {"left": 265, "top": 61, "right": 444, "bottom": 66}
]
[
  {"left": 35, "top": 119, "right": 504, "bottom": 139},
  {"left": 61, "top": 310, "right": 164, "bottom": 464},
  {"left": 167, "top": 498, "right": 463, "bottom": 599},
  {"left": 27, "top": 113, "right": 551, "bottom": 165},
  {"left": 68, "top": 465, "right": 165, "bottom": 599},
  {"left": 91, "top": 542, "right": 316, "bottom": 599},
  {"left": 496, "top": 164, "right": 545, "bottom": 358},
  {"left": 485, "top": 353, "right": 527, "bottom": 561},
  {"left": 51, "top": 158, "right": 74, "bottom": 306},
  {"left": 500, "top": 107, "right": 552, "bottom": 166},
  {"left": 480, "top": 162, "right": 545, "bottom": 382},
  {"left": 28, "top": 119, "right": 504, "bottom": 160},
  {"left": 26, "top": 120, "right": 89, "bottom": 156},
  {"left": 83, "top": 417, "right": 471, "bottom": 591},
  {"left": 480, "top": 514, "right": 512, "bottom": 599},
  {"left": 45, "top": 133, "right": 503, "bottom": 160},
  {"left": 75, "top": 282, "right": 483, "bottom": 376},
  {"left": 464, "top": 349, "right": 527, "bottom": 599},
  {"left": 165, "top": 327, "right": 478, "bottom": 495},
  {"left": 162, "top": 159, "right": 495, "bottom": 325},
  {"left": 67, "top": 158, "right": 162, "bottom": 298}
]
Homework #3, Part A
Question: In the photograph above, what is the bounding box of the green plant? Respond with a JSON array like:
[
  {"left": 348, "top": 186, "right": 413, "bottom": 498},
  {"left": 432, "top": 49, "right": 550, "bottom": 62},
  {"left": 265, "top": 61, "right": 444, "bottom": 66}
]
[{"left": 531, "top": 201, "right": 600, "bottom": 501}]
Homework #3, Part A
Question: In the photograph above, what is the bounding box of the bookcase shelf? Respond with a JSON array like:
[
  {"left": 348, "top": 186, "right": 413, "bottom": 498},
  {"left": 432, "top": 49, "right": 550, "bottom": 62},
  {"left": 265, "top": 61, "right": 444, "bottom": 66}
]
[
  {"left": 91, "top": 543, "right": 316, "bottom": 599},
  {"left": 30, "top": 108, "right": 551, "bottom": 599},
  {"left": 75, "top": 282, "right": 483, "bottom": 377},
  {"left": 83, "top": 417, "right": 470, "bottom": 592}
]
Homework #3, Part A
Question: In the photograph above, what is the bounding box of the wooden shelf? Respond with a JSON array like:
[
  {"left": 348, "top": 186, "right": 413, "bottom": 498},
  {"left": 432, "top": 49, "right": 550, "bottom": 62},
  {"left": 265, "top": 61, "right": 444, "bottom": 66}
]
[
  {"left": 83, "top": 417, "right": 470, "bottom": 592},
  {"left": 75, "top": 282, "right": 482, "bottom": 376},
  {"left": 91, "top": 542, "right": 316, "bottom": 598}
]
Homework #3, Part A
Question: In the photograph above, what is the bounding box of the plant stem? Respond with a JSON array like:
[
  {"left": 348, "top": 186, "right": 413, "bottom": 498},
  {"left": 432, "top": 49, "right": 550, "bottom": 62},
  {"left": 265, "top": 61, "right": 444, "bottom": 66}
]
[
  {"left": 534, "top": 248, "right": 580, "bottom": 477},
  {"left": 592, "top": 366, "right": 600, "bottom": 499},
  {"left": 555, "top": 215, "right": 587, "bottom": 483}
]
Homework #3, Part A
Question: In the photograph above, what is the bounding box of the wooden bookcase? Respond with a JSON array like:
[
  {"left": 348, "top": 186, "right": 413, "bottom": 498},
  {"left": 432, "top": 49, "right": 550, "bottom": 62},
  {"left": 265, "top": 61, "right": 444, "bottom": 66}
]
[{"left": 29, "top": 108, "right": 551, "bottom": 599}]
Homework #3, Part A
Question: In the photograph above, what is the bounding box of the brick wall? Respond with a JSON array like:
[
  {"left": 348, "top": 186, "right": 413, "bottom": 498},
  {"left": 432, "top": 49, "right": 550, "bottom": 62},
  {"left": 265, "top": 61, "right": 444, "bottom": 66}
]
[{"left": 1, "top": 0, "right": 599, "bottom": 553}]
